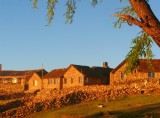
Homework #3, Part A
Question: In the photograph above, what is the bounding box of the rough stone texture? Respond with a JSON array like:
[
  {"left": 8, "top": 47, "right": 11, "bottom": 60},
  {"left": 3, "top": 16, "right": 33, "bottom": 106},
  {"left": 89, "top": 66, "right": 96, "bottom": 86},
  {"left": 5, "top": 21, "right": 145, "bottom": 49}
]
[
  {"left": 63, "top": 66, "right": 84, "bottom": 88},
  {"left": 28, "top": 73, "right": 42, "bottom": 90},
  {"left": 0, "top": 84, "right": 24, "bottom": 96},
  {"left": 43, "top": 66, "right": 102, "bottom": 90},
  {"left": 1, "top": 82, "right": 160, "bottom": 118},
  {"left": 43, "top": 77, "right": 62, "bottom": 90},
  {"left": 110, "top": 63, "right": 160, "bottom": 85}
]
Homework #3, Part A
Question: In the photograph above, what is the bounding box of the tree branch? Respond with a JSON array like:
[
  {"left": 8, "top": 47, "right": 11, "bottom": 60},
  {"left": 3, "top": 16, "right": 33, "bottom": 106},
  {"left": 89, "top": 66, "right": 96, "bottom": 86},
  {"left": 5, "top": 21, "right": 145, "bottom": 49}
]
[
  {"left": 129, "top": 0, "right": 159, "bottom": 27},
  {"left": 113, "top": 14, "right": 144, "bottom": 27}
]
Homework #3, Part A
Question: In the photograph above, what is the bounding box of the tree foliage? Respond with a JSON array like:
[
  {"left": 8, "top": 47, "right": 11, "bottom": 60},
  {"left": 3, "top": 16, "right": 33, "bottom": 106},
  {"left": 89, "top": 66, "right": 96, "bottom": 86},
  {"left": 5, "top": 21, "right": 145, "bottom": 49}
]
[
  {"left": 114, "top": 0, "right": 154, "bottom": 73},
  {"left": 125, "top": 31, "right": 154, "bottom": 73},
  {"left": 31, "top": 0, "right": 160, "bottom": 73},
  {"left": 32, "top": 0, "right": 102, "bottom": 24}
]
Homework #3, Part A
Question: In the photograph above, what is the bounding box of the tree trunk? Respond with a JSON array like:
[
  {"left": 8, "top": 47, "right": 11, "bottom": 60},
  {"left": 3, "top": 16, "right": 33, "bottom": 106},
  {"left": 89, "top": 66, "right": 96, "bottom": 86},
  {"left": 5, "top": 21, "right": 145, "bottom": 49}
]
[{"left": 120, "top": 0, "right": 160, "bottom": 47}]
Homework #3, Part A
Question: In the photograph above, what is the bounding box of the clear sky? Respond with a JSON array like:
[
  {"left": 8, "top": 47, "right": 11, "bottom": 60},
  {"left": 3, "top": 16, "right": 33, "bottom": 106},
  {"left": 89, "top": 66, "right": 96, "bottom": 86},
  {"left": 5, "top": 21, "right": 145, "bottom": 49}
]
[{"left": 0, "top": 0, "right": 160, "bottom": 71}]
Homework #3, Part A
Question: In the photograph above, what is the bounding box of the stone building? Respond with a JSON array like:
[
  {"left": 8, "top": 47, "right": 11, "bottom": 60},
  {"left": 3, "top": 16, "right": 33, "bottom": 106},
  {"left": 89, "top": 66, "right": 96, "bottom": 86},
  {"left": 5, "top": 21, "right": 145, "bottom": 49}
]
[
  {"left": 92, "top": 62, "right": 113, "bottom": 85},
  {"left": 63, "top": 64, "right": 102, "bottom": 88},
  {"left": 0, "top": 65, "right": 47, "bottom": 91},
  {"left": 43, "top": 68, "right": 67, "bottom": 90},
  {"left": 43, "top": 62, "right": 112, "bottom": 90},
  {"left": 110, "top": 59, "right": 160, "bottom": 85},
  {"left": 0, "top": 62, "right": 112, "bottom": 91},
  {"left": 28, "top": 69, "right": 48, "bottom": 90}
]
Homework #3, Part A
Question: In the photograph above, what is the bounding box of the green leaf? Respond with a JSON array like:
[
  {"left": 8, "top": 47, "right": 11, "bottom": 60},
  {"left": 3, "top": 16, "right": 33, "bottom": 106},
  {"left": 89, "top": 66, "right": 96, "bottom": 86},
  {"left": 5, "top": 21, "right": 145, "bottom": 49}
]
[{"left": 125, "top": 31, "right": 154, "bottom": 73}]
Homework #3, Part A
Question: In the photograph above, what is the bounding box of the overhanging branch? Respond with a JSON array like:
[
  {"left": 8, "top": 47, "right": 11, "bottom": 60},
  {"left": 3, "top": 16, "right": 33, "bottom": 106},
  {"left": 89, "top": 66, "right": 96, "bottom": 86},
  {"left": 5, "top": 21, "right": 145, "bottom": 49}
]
[{"left": 113, "top": 14, "right": 144, "bottom": 27}]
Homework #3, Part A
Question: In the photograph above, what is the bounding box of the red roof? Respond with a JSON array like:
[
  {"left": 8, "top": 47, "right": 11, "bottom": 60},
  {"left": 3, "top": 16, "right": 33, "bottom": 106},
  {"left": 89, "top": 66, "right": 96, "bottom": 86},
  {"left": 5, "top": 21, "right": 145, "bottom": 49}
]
[
  {"left": 139, "top": 59, "right": 160, "bottom": 72},
  {"left": 111, "top": 59, "right": 160, "bottom": 73},
  {"left": 0, "top": 69, "right": 47, "bottom": 79},
  {"left": 43, "top": 68, "right": 67, "bottom": 78}
]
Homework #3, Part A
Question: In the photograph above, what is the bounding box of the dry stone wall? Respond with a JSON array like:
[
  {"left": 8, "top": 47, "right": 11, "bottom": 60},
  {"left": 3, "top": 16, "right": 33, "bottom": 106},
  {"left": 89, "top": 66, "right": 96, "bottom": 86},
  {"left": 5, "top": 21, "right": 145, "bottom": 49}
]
[{"left": 1, "top": 83, "right": 160, "bottom": 118}]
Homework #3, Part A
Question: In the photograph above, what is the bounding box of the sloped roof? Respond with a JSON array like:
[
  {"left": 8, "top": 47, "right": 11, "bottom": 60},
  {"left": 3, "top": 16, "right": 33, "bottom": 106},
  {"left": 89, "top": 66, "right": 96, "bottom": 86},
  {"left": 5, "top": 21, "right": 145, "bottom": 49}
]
[
  {"left": 111, "top": 60, "right": 126, "bottom": 74},
  {"left": 111, "top": 59, "right": 160, "bottom": 73},
  {"left": 34, "top": 69, "right": 48, "bottom": 78},
  {"left": 139, "top": 59, "right": 160, "bottom": 72},
  {"left": 70, "top": 64, "right": 101, "bottom": 78},
  {"left": 92, "top": 66, "right": 113, "bottom": 78},
  {"left": 0, "top": 69, "right": 47, "bottom": 79},
  {"left": 0, "top": 71, "right": 25, "bottom": 76},
  {"left": 43, "top": 68, "right": 67, "bottom": 78}
]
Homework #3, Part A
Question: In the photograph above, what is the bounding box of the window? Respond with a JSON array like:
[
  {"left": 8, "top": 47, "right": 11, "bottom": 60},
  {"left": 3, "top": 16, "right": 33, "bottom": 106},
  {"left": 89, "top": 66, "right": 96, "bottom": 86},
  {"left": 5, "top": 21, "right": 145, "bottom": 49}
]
[
  {"left": 71, "top": 78, "right": 75, "bottom": 84},
  {"left": 48, "top": 79, "right": 53, "bottom": 84},
  {"left": 64, "top": 78, "right": 67, "bottom": 84},
  {"left": 0, "top": 78, "right": 2, "bottom": 83},
  {"left": 85, "top": 78, "right": 88, "bottom": 83},
  {"left": 148, "top": 72, "right": 155, "bottom": 78},
  {"left": 33, "top": 80, "right": 38, "bottom": 86},
  {"left": 12, "top": 78, "right": 18, "bottom": 83},
  {"left": 121, "top": 72, "right": 124, "bottom": 79},
  {"left": 79, "top": 77, "right": 83, "bottom": 83},
  {"left": 54, "top": 78, "right": 59, "bottom": 84},
  {"left": 3, "top": 78, "right": 8, "bottom": 84}
]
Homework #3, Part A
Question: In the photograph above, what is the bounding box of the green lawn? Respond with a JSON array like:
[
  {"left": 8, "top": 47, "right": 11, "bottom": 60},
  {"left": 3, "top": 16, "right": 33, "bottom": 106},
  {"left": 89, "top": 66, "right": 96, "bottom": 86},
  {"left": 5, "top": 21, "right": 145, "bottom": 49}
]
[{"left": 26, "top": 94, "right": 160, "bottom": 118}]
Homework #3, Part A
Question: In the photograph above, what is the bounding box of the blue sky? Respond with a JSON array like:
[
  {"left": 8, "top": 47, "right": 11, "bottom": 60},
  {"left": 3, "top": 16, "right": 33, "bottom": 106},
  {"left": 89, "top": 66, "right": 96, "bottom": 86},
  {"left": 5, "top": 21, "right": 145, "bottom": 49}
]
[{"left": 0, "top": 0, "right": 160, "bottom": 71}]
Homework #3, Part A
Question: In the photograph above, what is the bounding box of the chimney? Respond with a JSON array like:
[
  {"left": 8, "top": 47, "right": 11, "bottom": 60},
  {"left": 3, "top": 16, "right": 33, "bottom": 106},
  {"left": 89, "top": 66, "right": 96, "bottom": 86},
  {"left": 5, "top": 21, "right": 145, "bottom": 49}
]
[
  {"left": 0, "top": 64, "right": 2, "bottom": 71},
  {"left": 103, "top": 62, "right": 108, "bottom": 68}
]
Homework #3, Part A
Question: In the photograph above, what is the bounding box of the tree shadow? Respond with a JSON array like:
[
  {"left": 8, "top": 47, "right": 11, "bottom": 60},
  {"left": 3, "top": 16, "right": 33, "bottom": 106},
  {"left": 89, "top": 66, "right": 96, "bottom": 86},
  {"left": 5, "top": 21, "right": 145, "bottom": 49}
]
[
  {"left": 0, "top": 100, "right": 24, "bottom": 113},
  {"left": 83, "top": 103, "right": 160, "bottom": 118},
  {"left": 83, "top": 112, "right": 108, "bottom": 118},
  {"left": 0, "top": 92, "right": 25, "bottom": 100},
  {"left": 109, "top": 103, "right": 160, "bottom": 118}
]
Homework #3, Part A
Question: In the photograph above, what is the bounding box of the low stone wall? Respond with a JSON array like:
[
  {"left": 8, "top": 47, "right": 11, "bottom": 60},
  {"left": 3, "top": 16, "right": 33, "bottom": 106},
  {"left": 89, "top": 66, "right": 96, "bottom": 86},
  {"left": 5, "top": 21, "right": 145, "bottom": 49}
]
[
  {"left": 113, "top": 78, "right": 160, "bottom": 87},
  {"left": 1, "top": 84, "right": 160, "bottom": 118},
  {"left": 0, "top": 84, "right": 24, "bottom": 98}
]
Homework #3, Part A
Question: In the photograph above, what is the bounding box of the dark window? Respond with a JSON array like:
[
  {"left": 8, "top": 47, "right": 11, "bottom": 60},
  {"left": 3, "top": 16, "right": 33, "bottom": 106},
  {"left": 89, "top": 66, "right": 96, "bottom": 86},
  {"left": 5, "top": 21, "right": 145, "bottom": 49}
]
[
  {"left": 64, "top": 78, "right": 67, "bottom": 84},
  {"left": 121, "top": 72, "right": 124, "bottom": 79},
  {"left": 71, "top": 78, "right": 74, "bottom": 84},
  {"left": 48, "top": 79, "right": 53, "bottom": 84},
  {"left": 85, "top": 78, "right": 89, "bottom": 83},
  {"left": 54, "top": 78, "right": 59, "bottom": 84},
  {"left": 148, "top": 72, "right": 155, "bottom": 78}
]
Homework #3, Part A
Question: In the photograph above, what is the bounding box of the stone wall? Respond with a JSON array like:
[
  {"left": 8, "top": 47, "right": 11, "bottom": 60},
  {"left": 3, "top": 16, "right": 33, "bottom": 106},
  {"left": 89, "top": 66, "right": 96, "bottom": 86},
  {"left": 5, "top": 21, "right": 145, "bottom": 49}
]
[
  {"left": 0, "top": 84, "right": 24, "bottom": 96},
  {"left": 1, "top": 82, "right": 160, "bottom": 118}
]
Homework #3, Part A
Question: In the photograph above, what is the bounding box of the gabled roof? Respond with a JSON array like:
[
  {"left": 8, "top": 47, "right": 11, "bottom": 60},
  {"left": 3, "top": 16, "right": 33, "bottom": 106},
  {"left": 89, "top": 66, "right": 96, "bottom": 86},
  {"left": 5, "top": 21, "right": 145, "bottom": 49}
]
[
  {"left": 69, "top": 64, "right": 101, "bottom": 78},
  {"left": 0, "top": 71, "right": 26, "bottom": 76},
  {"left": 43, "top": 68, "right": 67, "bottom": 78},
  {"left": 92, "top": 66, "right": 113, "bottom": 78},
  {"left": 139, "top": 59, "right": 160, "bottom": 72},
  {"left": 111, "top": 60, "right": 126, "bottom": 74},
  {"left": 111, "top": 59, "right": 160, "bottom": 73},
  {"left": 0, "top": 69, "right": 47, "bottom": 79}
]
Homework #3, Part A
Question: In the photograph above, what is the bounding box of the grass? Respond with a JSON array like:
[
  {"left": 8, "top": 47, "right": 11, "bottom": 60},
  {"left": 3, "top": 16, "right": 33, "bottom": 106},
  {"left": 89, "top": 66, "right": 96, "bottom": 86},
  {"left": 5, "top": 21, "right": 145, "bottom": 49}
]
[{"left": 26, "top": 94, "right": 160, "bottom": 118}]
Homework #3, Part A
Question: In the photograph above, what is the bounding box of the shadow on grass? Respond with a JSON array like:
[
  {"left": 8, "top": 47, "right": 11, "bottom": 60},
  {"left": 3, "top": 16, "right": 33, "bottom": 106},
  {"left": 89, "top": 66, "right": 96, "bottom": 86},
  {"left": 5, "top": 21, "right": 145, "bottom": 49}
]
[
  {"left": 0, "top": 100, "right": 24, "bottom": 113},
  {"left": 110, "top": 103, "right": 160, "bottom": 118},
  {"left": 83, "top": 112, "right": 108, "bottom": 118},
  {"left": 84, "top": 103, "right": 160, "bottom": 118},
  {"left": 0, "top": 92, "right": 25, "bottom": 100}
]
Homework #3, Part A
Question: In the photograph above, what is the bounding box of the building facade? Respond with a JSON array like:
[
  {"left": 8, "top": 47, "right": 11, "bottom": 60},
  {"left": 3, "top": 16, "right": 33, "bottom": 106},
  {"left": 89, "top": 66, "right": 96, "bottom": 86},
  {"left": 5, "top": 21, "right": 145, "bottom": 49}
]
[
  {"left": 43, "top": 69, "right": 67, "bottom": 90},
  {"left": 43, "top": 63, "right": 112, "bottom": 90},
  {"left": 0, "top": 66, "right": 47, "bottom": 91},
  {"left": 110, "top": 59, "right": 160, "bottom": 85}
]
